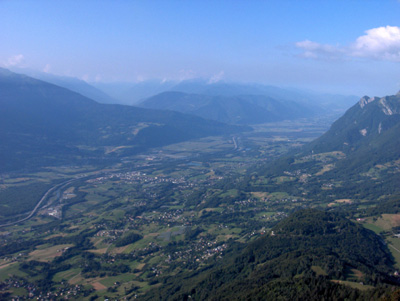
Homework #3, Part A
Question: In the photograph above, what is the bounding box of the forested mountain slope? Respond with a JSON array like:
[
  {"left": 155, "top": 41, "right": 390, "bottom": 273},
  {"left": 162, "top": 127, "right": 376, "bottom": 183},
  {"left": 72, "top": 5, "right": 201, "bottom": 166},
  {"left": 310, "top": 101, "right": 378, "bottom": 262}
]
[{"left": 145, "top": 210, "right": 397, "bottom": 300}]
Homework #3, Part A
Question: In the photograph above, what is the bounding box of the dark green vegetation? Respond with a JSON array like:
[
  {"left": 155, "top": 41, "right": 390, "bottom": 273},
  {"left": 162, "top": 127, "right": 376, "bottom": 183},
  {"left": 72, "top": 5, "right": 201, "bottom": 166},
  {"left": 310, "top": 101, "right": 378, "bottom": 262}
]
[
  {"left": 0, "top": 182, "right": 53, "bottom": 221},
  {"left": 115, "top": 232, "right": 143, "bottom": 247},
  {"left": 0, "top": 68, "right": 246, "bottom": 172},
  {"left": 146, "top": 210, "right": 397, "bottom": 300},
  {"left": 140, "top": 91, "right": 313, "bottom": 124},
  {"left": 1, "top": 70, "right": 400, "bottom": 300}
]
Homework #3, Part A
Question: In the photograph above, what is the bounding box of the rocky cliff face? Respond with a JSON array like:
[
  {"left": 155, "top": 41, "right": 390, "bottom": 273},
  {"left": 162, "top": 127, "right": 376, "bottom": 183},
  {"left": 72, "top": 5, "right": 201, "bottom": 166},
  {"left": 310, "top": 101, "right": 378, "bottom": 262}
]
[
  {"left": 359, "top": 94, "right": 400, "bottom": 115},
  {"left": 305, "top": 91, "right": 400, "bottom": 159},
  {"left": 359, "top": 95, "right": 378, "bottom": 108}
]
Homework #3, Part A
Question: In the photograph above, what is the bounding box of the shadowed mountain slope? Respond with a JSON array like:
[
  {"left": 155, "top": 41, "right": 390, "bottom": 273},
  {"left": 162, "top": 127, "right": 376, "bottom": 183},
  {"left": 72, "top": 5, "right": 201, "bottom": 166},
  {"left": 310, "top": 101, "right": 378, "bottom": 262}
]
[{"left": 0, "top": 68, "right": 248, "bottom": 172}]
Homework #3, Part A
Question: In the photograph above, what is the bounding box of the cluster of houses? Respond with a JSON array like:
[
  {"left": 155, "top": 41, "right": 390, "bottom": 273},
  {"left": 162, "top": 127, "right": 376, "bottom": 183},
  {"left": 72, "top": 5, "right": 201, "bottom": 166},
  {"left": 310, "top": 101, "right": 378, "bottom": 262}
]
[{"left": 0, "top": 277, "right": 86, "bottom": 300}]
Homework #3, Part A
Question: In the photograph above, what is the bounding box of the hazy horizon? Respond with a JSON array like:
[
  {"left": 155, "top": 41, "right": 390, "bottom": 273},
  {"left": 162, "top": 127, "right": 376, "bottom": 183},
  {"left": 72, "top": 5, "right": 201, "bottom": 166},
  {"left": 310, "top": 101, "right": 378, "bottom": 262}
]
[{"left": 1, "top": 0, "right": 400, "bottom": 97}]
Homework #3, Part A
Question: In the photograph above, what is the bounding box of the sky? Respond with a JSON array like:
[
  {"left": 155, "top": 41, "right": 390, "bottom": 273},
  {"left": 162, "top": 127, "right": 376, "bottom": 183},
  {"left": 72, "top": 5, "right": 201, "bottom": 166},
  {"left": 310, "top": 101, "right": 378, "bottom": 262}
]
[{"left": 1, "top": 0, "right": 400, "bottom": 96}]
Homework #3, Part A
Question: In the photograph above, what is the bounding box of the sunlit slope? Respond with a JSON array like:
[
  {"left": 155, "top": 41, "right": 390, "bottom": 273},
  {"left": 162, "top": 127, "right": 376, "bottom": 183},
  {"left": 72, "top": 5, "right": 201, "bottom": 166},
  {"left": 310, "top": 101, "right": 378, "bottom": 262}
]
[
  {"left": 255, "top": 92, "right": 400, "bottom": 201},
  {"left": 308, "top": 92, "right": 400, "bottom": 164}
]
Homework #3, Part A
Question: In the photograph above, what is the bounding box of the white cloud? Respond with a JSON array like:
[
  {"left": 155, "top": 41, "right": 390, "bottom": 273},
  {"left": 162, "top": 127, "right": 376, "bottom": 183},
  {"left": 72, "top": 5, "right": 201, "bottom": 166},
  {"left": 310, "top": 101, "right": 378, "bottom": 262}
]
[
  {"left": 43, "top": 64, "right": 51, "bottom": 73},
  {"left": 81, "top": 74, "right": 89, "bottom": 82},
  {"left": 351, "top": 26, "right": 400, "bottom": 61},
  {"left": 208, "top": 71, "right": 225, "bottom": 84},
  {"left": 296, "top": 26, "right": 400, "bottom": 62},
  {"left": 136, "top": 75, "right": 146, "bottom": 82},
  {"left": 178, "top": 69, "right": 196, "bottom": 81},
  {"left": 295, "top": 40, "right": 343, "bottom": 60},
  {"left": 4, "top": 54, "right": 25, "bottom": 67}
]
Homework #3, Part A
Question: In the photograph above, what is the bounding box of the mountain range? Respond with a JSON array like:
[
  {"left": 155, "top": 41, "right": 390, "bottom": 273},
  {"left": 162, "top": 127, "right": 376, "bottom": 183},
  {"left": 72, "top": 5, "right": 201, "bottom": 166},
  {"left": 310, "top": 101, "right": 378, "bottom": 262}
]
[
  {"left": 137, "top": 80, "right": 358, "bottom": 117},
  {"left": 0, "top": 68, "right": 247, "bottom": 172},
  {"left": 92, "top": 77, "right": 358, "bottom": 113},
  {"left": 139, "top": 91, "right": 314, "bottom": 124},
  {"left": 8, "top": 69, "right": 359, "bottom": 119}
]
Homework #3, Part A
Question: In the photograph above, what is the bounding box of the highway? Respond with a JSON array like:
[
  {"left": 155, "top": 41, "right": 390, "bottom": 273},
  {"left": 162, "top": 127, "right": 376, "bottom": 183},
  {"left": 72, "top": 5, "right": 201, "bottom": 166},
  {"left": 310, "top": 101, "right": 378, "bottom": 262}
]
[{"left": 0, "top": 178, "right": 78, "bottom": 228}]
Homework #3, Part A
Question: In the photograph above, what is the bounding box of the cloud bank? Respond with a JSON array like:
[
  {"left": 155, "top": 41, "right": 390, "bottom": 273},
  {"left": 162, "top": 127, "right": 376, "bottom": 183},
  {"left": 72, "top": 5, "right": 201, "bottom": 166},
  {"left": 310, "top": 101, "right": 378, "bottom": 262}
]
[
  {"left": 208, "top": 71, "right": 225, "bottom": 84},
  {"left": 3, "top": 54, "right": 25, "bottom": 67},
  {"left": 296, "top": 26, "right": 400, "bottom": 62}
]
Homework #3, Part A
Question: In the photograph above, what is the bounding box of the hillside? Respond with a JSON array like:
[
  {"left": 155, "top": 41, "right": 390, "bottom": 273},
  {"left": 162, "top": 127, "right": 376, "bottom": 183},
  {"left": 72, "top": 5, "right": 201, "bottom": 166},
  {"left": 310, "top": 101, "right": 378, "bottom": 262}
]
[
  {"left": 301, "top": 91, "right": 400, "bottom": 186},
  {"left": 253, "top": 91, "right": 400, "bottom": 206},
  {"left": 139, "top": 91, "right": 313, "bottom": 124},
  {"left": 0, "top": 68, "right": 247, "bottom": 172},
  {"left": 9, "top": 67, "right": 118, "bottom": 104},
  {"left": 307, "top": 92, "right": 400, "bottom": 164},
  {"left": 145, "top": 209, "right": 397, "bottom": 300}
]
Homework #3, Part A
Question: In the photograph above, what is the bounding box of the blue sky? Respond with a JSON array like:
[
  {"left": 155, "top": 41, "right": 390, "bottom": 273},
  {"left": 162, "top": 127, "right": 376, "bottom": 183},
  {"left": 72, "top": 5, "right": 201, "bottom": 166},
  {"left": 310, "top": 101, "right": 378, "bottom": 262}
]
[{"left": 1, "top": 0, "right": 400, "bottom": 96}]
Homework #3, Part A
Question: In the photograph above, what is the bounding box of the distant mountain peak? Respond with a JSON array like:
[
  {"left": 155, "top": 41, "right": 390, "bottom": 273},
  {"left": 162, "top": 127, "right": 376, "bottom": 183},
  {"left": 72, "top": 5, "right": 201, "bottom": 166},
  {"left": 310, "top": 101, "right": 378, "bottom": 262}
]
[
  {"left": 359, "top": 92, "right": 400, "bottom": 115},
  {"left": 359, "top": 95, "right": 377, "bottom": 108}
]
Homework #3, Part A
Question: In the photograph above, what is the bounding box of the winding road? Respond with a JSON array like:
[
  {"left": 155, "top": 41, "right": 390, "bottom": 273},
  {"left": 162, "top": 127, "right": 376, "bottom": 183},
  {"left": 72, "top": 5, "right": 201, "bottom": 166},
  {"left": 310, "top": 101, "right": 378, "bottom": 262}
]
[{"left": 0, "top": 178, "right": 79, "bottom": 228}]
